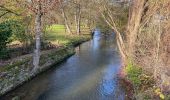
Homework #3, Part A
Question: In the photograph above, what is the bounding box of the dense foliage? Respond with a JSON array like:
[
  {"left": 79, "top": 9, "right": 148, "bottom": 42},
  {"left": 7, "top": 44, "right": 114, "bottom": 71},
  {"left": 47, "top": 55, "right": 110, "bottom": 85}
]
[
  {"left": 9, "top": 21, "right": 27, "bottom": 44},
  {"left": 0, "top": 20, "right": 29, "bottom": 59},
  {"left": 0, "top": 21, "right": 12, "bottom": 59}
]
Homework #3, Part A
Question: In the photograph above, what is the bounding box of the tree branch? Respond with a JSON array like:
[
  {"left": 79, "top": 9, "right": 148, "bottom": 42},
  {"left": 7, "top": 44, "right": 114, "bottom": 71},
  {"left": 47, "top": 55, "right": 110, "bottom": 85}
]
[{"left": 0, "top": 5, "right": 20, "bottom": 17}]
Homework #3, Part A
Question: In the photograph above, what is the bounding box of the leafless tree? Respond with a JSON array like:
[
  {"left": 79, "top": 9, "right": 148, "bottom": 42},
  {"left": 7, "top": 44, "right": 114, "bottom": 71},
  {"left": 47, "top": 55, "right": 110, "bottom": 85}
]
[
  {"left": 95, "top": 0, "right": 128, "bottom": 64},
  {"left": 59, "top": 0, "right": 72, "bottom": 34},
  {"left": 27, "top": 0, "right": 59, "bottom": 72}
]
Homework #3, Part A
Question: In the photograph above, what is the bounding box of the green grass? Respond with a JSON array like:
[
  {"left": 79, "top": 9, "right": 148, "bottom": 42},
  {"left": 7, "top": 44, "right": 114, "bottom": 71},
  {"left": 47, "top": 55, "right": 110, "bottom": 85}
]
[
  {"left": 125, "top": 62, "right": 156, "bottom": 99},
  {"left": 45, "top": 24, "right": 91, "bottom": 46},
  {"left": 125, "top": 62, "right": 143, "bottom": 88},
  {"left": 46, "top": 24, "right": 66, "bottom": 33},
  {"left": 125, "top": 61, "right": 155, "bottom": 90}
]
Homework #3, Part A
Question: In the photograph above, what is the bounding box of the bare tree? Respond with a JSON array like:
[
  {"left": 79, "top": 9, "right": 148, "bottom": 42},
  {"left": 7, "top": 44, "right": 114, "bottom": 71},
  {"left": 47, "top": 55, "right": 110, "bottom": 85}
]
[
  {"left": 27, "top": 0, "right": 59, "bottom": 72},
  {"left": 126, "top": 0, "right": 146, "bottom": 58},
  {"left": 0, "top": 0, "right": 23, "bottom": 18},
  {"left": 74, "top": 0, "right": 81, "bottom": 35},
  {"left": 96, "top": 0, "right": 128, "bottom": 64},
  {"left": 128, "top": 0, "right": 170, "bottom": 94},
  {"left": 59, "top": 0, "right": 72, "bottom": 34}
]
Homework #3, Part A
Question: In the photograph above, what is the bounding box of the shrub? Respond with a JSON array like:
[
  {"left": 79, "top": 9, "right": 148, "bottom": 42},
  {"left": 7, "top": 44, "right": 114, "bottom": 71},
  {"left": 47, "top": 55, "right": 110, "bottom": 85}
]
[
  {"left": 0, "top": 21, "right": 12, "bottom": 59},
  {"left": 10, "top": 21, "right": 32, "bottom": 44},
  {"left": 0, "top": 20, "right": 33, "bottom": 59}
]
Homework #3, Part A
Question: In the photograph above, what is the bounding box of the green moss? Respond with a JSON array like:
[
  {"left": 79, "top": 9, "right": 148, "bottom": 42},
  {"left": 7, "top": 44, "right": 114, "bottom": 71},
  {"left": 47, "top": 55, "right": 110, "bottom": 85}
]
[
  {"left": 0, "top": 58, "right": 30, "bottom": 72},
  {"left": 39, "top": 47, "right": 74, "bottom": 66}
]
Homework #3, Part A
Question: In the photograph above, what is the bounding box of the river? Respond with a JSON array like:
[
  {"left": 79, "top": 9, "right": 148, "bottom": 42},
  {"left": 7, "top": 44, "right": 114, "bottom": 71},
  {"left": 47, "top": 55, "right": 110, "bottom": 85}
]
[{"left": 1, "top": 29, "right": 125, "bottom": 100}]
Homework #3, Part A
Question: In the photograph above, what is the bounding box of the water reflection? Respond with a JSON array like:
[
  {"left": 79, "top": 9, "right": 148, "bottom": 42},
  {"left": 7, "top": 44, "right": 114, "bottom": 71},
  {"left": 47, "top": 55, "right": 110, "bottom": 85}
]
[
  {"left": 1, "top": 29, "right": 125, "bottom": 100},
  {"left": 92, "top": 29, "right": 101, "bottom": 50}
]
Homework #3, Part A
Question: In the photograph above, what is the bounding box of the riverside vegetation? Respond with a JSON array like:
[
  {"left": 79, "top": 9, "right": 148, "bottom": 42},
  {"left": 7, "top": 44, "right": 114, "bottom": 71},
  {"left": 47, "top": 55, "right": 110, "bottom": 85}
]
[
  {"left": 0, "top": 24, "right": 91, "bottom": 96},
  {"left": 0, "top": 0, "right": 170, "bottom": 99}
]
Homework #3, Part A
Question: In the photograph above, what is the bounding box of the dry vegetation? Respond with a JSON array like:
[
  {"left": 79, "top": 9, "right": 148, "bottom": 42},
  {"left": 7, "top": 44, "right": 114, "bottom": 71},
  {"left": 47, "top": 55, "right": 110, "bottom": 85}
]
[{"left": 125, "top": 0, "right": 170, "bottom": 99}]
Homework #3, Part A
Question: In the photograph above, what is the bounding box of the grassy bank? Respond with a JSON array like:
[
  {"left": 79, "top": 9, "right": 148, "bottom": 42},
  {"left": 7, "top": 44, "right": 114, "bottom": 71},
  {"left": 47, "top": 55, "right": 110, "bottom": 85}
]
[
  {"left": 0, "top": 47, "right": 75, "bottom": 96},
  {"left": 0, "top": 24, "right": 91, "bottom": 60},
  {"left": 45, "top": 24, "right": 91, "bottom": 46},
  {"left": 0, "top": 24, "right": 91, "bottom": 96},
  {"left": 123, "top": 62, "right": 170, "bottom": 100}
]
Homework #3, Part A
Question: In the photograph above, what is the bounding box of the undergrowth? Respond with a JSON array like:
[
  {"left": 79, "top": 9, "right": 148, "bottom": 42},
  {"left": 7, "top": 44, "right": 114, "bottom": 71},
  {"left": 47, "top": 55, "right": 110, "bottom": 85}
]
[{"left": 125, "top": 62, "right": 170, "bottom": 100}]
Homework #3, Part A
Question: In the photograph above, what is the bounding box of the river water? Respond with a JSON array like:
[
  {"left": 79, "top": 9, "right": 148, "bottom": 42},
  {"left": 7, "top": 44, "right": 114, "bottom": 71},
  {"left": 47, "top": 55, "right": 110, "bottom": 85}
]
[{"left": 1, "top": 29, "right": 125, "bottom": 100}]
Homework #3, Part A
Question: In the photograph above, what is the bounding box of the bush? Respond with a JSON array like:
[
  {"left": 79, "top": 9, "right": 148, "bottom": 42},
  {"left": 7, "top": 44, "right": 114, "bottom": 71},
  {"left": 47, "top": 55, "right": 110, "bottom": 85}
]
[
  {"left": 0, "top": 20, "right": 33, "bottom": 59},
  {"left": 0, "top": 21, "right": 12, "bottom": 59},
  {"left": 9, "top": 20, "right": 32, "bottom": 45}
]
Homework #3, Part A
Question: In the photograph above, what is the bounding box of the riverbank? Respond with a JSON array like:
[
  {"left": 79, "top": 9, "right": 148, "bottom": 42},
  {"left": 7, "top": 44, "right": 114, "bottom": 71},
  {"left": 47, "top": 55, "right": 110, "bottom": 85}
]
[
  {"left": 120, "top": 62, "right": 170, "bottom": 100},
  {"left": 0, "top": 35, "right": 91, "bottom": 96},
  {"left": 1, "top": 30, "right": 126, "bottom": 100}
]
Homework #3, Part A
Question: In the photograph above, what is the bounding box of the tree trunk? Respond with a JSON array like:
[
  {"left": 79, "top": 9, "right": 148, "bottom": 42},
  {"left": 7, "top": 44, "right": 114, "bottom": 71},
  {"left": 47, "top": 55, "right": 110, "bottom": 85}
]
[
  {"left": 60, "top": 1, "right": 72, "bottom": 35},
  {"left": 154, "top": 17, "right": 161, "bottom": 79},
  {"left": 126, "top": 0, "right": 146, "bottom": 58},
  {"left": 113, "top": 27, "right": 127, "bottom": 65},
  {"left": 100, "top": 11, "right": 127, "bottom": 65},
  {"left": 75, "top": 11, "right": 78, "bottom": 34},
  {"left": 75, "top": 4, "right": 81, "bottom": 35},
  {"left": 33, "top": 3, "right": 42, "bottom": 72}
]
